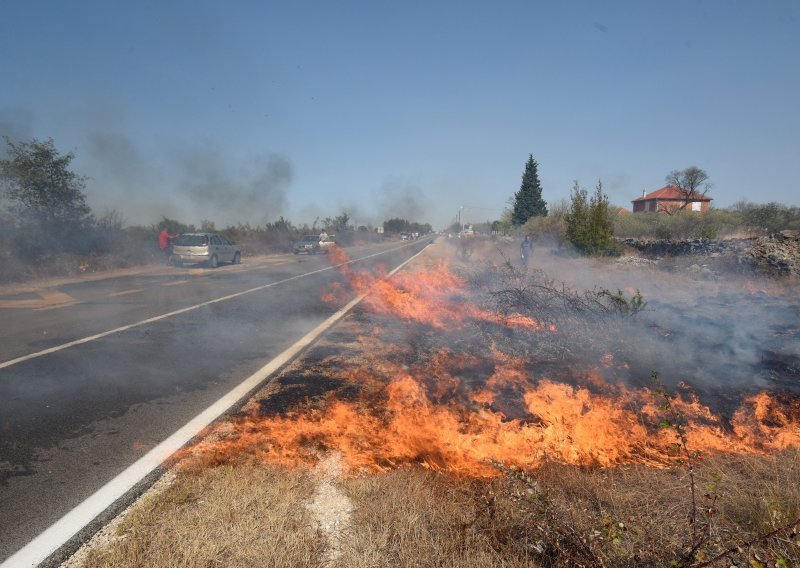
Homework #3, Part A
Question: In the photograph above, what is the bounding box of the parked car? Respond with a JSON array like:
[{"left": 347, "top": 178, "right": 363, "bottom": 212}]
[
  {"left": 293, "top": 235, "right": 321, "bottom": 255},
  {"left": 171, "top": 232, "right": 241, "bottom": 268}
]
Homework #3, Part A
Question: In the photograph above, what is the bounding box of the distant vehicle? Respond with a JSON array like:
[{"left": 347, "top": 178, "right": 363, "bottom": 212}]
[
  {"left": 293, "top": 235, "right": 322, "bottom": 255},
  {"left": 400, "top": 232, "right": 411, "bottom": 240},
  {"left": 171, "top": 232, "right": 241, "bottom": 268}
]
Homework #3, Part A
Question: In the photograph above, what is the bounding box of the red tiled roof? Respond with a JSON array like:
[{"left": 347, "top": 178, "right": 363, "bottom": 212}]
[{"left": 632, "top": 185, "right": 712, "bottom": 202}]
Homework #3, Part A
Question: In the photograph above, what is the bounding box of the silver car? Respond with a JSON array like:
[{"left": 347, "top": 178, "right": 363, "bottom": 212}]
[
  {"left": 292, "top": 235, "right": 321, "bottom": 255},
  {"left": 171, "top": 232, "right": 241, "bottom": 268}
]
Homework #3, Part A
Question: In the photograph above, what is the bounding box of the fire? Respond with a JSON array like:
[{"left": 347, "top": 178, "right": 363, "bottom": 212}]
[
  {"left": 324, "top": 248, "right": 555, "bottom": 331},
  {"left": 182, "top": 346, "right": 800, "bottom": 477},
  {"left": 179, "top": 245, "right": 800, "bottom": 478}
]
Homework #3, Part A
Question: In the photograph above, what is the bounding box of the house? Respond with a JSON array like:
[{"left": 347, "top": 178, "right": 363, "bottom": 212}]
[{"left": 632, "top": 185, "right": 712, "bottom": 213}]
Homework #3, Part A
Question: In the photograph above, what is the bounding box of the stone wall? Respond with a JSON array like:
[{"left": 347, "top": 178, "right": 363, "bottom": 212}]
[
  {"left": 617, "top": 231, "right": 800, "bottom": 278},
  {"left": 616, "top": 237, "right": 755, "bottom": 258},
  {"left": 750, "top": 230, "right": 800, "bottom": 277}
]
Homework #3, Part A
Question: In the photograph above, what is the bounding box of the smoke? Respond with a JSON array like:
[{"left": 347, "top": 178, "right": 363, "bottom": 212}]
[
  {"left": 86, "top": 130, "right": 148, "bottom": 182},
  {"left": 377, "top": 181, "right": 433, "bottom": 224},
  {"left": 83, "top": 126, "right": 295, "bottom": 227},
  {"left": 0, "top": 109, "right": 35, "bottom": 157},
  {"left": 465, "top": 241, "right": 800, "bottom": 406},
  {"left": 82, "top": 129, "right": 164, "bottom": 223},
  {"left": 174, "top": 145, "right": 292, "bottom": 227}
]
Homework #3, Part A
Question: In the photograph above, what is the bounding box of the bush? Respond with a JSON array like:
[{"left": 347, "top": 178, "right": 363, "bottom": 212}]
[
  {"left": 564, "top": 181, "right": 621, "bottom": 256},
  {"left": 614, "top": 204, "right": 800, "bottom": 241},
  {"left": 734, "top": 201, "right": 800, "bottom": 233}
]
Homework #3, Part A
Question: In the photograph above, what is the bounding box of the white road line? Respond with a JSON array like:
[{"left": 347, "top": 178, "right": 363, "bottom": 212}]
[
  {"left": 0, "top": 243, "right": 430, "bottom": 568},
  {"left": 0, "top": 244, "right": 419, "bottom": 372},
  {"left": 108, "top": 289, "right": 143, "bottom": 297}
]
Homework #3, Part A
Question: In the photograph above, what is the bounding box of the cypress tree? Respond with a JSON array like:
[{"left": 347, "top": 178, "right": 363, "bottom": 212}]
[{"left": 511, "top": 155, "right": 548, "bottom": 225}]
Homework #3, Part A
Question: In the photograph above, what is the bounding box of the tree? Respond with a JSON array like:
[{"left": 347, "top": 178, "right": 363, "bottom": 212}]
[
  {"left": 565, "top": 181, "right": 590, "bottom": 247},
  {"left": 564, "top": 180, "right": 619, "bottom": 256},
  {"left": 662, "top": 166, "right": 711, "bottom": 214},
  {"left": 1, "top": 137, "right": 91, "bottom": 224},
  {"left": 0, "top": 137, "right": 93, "bottom": 256},
  {"left": 511, "top": 155, "right": 547, "bottom": 225},
  {"left": 383, "top": 217, "right": 412, "bottom": 234}
]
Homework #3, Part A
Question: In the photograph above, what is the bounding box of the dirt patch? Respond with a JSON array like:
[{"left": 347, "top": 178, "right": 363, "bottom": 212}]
[{"left": 306, "top": 454, "right": 353, "bottom": 564}]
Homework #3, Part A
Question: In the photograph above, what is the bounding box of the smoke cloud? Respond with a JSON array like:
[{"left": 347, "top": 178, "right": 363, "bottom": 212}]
[
  {"left": 174, "top": 146, "right": 292, "bottom": 227},
  {"left": 0, "top": 109, "right": 35, "bottom": 157},
  {"left": 377, "top": 181, "right": 433, "bottom": 224}
]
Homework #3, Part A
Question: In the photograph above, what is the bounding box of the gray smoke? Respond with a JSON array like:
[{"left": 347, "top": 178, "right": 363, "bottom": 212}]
[
  {"left": 377, "top": 181, "right": 432, "bottom": 223},
  {"left": 175, "top": 146, "right": 292, "bottom": 226},
  {"left": 523, "top": 246, "right": 800, "bottom": 401},
  {"left": 0, "top": 109, "right": 35, "bottom": 157}
]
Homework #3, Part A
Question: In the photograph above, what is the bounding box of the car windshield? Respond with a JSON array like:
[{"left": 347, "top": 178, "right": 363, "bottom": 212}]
[
  {"left": 301, "top": 236, "right": 318, "bottom": 242},
  {"left": 174, "top": 234, "right": 209, "bottom": 246}
]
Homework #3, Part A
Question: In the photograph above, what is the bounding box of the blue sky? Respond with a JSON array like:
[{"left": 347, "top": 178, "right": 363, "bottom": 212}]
[{"left": 1, "top": 0, "right": 798, "bottom": 229}]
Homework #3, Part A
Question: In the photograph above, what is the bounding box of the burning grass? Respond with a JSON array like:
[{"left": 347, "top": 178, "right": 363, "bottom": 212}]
[
  {"left": 178, "top": 323, "right": 800, "bottom": 476},
  {"left": 68, "top": 241, "right": 800, "bottom": 566}
]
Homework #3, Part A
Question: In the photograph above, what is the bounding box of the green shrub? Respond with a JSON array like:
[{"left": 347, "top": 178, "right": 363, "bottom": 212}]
[{"left": 564, "top": 181, "right": 621, "bottom": 256}]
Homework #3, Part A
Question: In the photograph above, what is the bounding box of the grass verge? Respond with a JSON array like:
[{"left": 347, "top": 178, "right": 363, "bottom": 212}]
[{"left": 71, "top": 451, "right": 799, "bottom": 567}]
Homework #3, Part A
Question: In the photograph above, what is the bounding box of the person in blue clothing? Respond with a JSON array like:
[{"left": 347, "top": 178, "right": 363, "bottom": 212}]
[{"left": 520, "top": 235, "right": 533, "bottom": 268}]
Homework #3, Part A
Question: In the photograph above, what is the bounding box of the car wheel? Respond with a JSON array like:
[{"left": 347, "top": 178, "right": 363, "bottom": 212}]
[
  {"left": 172, "top": 256, "right": 183, "bottom": 268},
  {"left": 209, "top": 254, "right": 218, "bottom": 268},
  {"left": 232, "top": 252, "right": 241, "bottom": 264},
  {"left": 293, "top": 251, "right": 299, "bottom": 255}
]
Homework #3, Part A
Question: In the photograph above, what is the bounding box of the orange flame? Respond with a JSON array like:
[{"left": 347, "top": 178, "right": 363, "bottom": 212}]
[
  {"left": 182, "top": 347, "right": 800, "bottom": 477},
  {"left": 178, "top": 248, "right": 800, "bottom": 477},
  {"left": 324, "top": 249, "right": 554, "bottom": 331}
]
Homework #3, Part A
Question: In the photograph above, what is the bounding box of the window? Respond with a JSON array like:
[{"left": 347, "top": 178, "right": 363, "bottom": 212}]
[{"left": 175, "top": 234, "right": 208, "bottom": 246}]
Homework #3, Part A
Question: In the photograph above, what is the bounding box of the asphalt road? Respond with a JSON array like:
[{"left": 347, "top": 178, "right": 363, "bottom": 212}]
[{"left": 0, "top": 239, "right": 430, "bottom": 562}]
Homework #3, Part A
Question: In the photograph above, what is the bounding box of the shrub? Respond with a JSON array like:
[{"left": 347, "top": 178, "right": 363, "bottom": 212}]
[{"left": 564, "top": 181, "right": 621, "bottom": 256}]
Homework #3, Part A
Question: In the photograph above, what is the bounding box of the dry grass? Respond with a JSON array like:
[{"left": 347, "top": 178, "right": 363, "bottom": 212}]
[
  {"left": 336, "top": 468, "right": 507, "bottom": 567},
  {"left": 78, "top": 462, "right": 324, "bottom": 568},
  {"left": 72, "top": 451, "right": 800, "bottom": 568},
  {"left": 524, "top": 451, "right": 800, "bottom": 566}
]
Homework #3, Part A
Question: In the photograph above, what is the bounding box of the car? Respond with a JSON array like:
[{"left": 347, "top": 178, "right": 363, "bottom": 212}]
[
  {"left": 293, "top": 235, "right": 321, "bottom": 255},
  {"left": 171, "top": 232, "right": 241, "bottom": 268}
]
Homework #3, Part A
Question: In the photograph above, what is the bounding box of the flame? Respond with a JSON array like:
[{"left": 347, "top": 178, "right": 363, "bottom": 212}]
[
  {"left": 178, "top": 247, "right": 800, "bottom": 478},
  {"left": 324, "top": 248, "right": 554, "bottom": 331},
  {"left": 181, "top": 347, "right": 800, "bottom": 477}
]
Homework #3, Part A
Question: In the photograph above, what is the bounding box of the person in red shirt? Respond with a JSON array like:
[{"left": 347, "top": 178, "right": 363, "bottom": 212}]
[{"left": 159, "top": 227, "right": 175, "bottom": 264}]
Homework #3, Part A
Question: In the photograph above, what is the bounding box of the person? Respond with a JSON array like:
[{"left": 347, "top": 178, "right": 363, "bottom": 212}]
[
  {"left": 159, "top": 227, "right": 175, "bottom": 264},
  {"left": 520, "top": 235, "right": 533, "bottom": 268},
  {"left": 319, "top": 230, "right": 329, "bottom": 242}
]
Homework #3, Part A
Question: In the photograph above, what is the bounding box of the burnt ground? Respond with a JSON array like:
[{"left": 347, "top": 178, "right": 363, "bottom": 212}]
[{"left": 244, "top": 244, "right": 800, "bottom": 439}]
